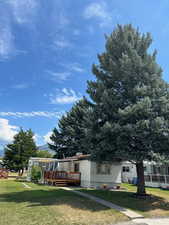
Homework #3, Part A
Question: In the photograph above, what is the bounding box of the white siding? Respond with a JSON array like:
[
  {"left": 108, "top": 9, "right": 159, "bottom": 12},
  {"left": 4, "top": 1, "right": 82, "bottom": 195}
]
[
  {"left": 58, "top": 161, "right": 75, "bottom": 172},
  {"left": 121, "top": 162, "right": 137, "bottom": 183},
  {"left": 90, "top": 161, "right": 122, "bottom": 188},
  {"left": 57, "top": 160, "right": 91, "bottom": 187},
  {"left": 79, "top": 160, "right": 91, "bottom": 187}
]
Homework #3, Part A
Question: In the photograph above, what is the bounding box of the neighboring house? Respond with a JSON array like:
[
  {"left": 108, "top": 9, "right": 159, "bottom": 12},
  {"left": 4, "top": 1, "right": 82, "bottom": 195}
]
[
  {"left": 121, "top": 161, "right": 169, "bottom": 188},
  {"left": 27, "top": 154, "right": 122, "bottom": 188},
  {"left": 121, "top": 161, "right": 137, "bottom": 183}
]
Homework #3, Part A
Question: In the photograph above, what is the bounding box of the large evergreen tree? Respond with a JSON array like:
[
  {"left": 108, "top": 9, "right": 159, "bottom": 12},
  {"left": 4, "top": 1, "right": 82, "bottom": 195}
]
[
  {"left": 49, "top": 98, "right": 90, "bottom": 159},
  {"left": 3, "top": 128, "right": 37, "bottom": 175},
  {"left": 87, "top": 24, "right": 169, "bottom": 195}
]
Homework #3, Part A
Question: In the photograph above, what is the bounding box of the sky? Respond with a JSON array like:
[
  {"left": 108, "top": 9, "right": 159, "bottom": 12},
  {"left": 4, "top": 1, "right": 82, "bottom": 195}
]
[{"left": 0, "top": 0, "right": 169, "bottom": 151}]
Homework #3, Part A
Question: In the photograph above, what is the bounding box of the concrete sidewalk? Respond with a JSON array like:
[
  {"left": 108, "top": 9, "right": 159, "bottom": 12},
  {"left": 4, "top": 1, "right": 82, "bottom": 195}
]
[
  {"left": 115, "top": 222, "right": 146, "bottom": 225},
  {"left": 61, "top": 187, "right": 169, "bottom": 225},
  {"left": 116, "top": 218, "right": 169, "bottom": 225},
  {"left": 61, "top": 187, "right": 143, "bottom": 220},
  {"left": 133, "top": 218, "right": 169, "bottom": 225}
]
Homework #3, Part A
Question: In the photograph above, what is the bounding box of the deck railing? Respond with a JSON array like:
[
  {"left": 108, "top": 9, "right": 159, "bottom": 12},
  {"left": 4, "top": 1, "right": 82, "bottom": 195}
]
[
  {"left": 44, "top": 170, "right": 81, "bottom": 185},
  {"left": 144, "top": 174, "right": 169, "bottom": 184}
]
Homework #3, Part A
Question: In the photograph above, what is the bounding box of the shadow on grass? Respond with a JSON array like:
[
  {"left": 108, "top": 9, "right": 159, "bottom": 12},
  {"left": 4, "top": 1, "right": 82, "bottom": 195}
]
[
  {"left": 1, "top": 181, "right": 169, "bottom": 215},
  {"left": 80, "top": 189, "right": 169, "bottom": 214},
  {"left": 0, "top": 188, "right": 111, "bottom": 212}
]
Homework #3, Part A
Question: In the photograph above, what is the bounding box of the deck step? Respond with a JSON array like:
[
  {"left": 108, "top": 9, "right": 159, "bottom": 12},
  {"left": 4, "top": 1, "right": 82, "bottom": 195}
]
[
  {"left": 45, "top": 178, "right": 80, "bottom": 187},
  {"left": 53, "top": 180, "right": 68, "bottom": 187},
  {"left": 56, "top": 184, "right": 67, "bottom": 187},
  {"left": 55, "top": 182, "right": 67, "bottom": 187}
]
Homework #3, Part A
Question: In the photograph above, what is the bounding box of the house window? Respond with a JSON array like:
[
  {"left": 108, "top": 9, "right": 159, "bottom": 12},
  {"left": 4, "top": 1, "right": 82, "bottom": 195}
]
[
  {"left": 152, "top": 166, "right": 161, "bottom": 174},
  {"left": 96, "top": 163, "right": 111, "bottom": 175},
  {"left": 157, "top": 167, "right": 161, "bottom": 174},
  {"left": 122, "top": 166, "right": 130, "bottom": 172},
  {"left": 74, "top": 163, "right": 79, "bottom": 172}
]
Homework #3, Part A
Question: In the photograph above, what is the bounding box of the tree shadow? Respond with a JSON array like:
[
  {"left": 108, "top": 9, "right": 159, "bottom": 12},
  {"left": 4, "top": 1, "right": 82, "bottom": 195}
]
[
  {"left": 80, "top": 189, "right": 169, "bottom": 214},
  {"left": 0, "top": 188, "right": 111, "bottom": 212}
]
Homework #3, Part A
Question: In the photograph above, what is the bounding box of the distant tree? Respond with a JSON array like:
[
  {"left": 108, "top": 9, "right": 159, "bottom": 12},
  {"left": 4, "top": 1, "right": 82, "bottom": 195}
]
[
  {"left": 3, "top": 128, "right": 37, "bottom": 176},
  {"left": 86, "top": 24, "right": 169, "bottom": 195},
  {"left": 0, "top": 159, "right": 3, "bottom": 168},
  {"left": 36, "top": 150, "right": 53, "bottom": 158},
  {"left": 49, "top": 98, "right": 90, "bottom": 159}
]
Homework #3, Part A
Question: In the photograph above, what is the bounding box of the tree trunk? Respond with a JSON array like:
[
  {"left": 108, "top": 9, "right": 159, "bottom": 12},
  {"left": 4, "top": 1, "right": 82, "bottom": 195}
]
[
  {"left": 18, "top": 170, "right": 21, "bottom": 176},
  {"left": 20, "top": 168, "right": 24, "bottom": 176},
  {"left": 18, "top": 168, "right": 24, "bottom": 176},
  {"left": 136, "top": 161, "right": 146, "bottom": 195}
]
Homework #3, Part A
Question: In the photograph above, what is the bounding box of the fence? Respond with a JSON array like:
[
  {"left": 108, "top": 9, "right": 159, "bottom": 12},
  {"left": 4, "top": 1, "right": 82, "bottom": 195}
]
[{"left": 44, "top": 170, "right": 81, "bottom": 186}]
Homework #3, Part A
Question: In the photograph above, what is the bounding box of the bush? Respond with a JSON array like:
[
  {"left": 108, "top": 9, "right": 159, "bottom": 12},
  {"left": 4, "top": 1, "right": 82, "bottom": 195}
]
[{"left": 31, "top": 166, "right": 42, "bottom": 182}]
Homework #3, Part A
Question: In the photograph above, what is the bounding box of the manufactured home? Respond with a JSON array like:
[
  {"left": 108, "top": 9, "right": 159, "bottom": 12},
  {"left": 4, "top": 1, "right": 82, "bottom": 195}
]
[
  {"left": 121, "top": 161, "right": 169, "bottom": 188},
  {"left": 27, "top": 154, "right": 122, "bottom": 188},
  {"left": 56, "top": 154, "right": 122, "bottom": 188}
]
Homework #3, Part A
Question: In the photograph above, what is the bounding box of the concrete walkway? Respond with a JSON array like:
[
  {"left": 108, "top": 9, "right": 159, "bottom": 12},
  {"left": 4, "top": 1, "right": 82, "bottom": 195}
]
[
  {"left": 61, "top": 187, "right": 169, "bottom": 225},
  {"left": 116, "top": 218, "right": 169, "bottom": 225},
  {"left": 61, "top": 187, "right": 143, "bottom": 219},
  {"left": 22, "top": 182, "right": 31, "bottom": 189},
  {"left": 133, "top": 218, "right": 169, "bottom": 225}
]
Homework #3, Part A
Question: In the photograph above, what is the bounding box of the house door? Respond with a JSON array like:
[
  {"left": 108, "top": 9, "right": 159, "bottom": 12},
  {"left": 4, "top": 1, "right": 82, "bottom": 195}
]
[{"left": 74, "top": 163, "right": 79, "bottom": 172}]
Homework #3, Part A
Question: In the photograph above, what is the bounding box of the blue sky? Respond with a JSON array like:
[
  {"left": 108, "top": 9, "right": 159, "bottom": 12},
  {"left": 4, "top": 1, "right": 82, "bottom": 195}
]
[{"left": 0, "top": 0, "right": 169, "bottom": 150}]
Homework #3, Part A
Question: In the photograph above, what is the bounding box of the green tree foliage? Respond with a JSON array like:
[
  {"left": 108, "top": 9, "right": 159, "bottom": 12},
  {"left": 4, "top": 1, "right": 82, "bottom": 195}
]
[
  {"left": 49, "top": 98, "right": 90, "bottom": 159},
  {"left": 36, "top": 150, "right": 53, "bottom": 158},
  {"left": 3, "top": 128, "right": 37, "bottom": 175},
  {"left": 31, "top": 165, "right": 42, "bottom": 182},
  {"left": 86, "top": 24, "right": 169, "bottom": 195}
]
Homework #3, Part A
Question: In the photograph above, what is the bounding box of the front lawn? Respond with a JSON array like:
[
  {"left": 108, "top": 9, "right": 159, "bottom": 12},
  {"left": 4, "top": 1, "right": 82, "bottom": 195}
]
[
  {"left": 0, "top": 180, "right": 128, "bottom": 225},
  {"left": 80, "top": 183, "right": 169, "bottom": 218}
]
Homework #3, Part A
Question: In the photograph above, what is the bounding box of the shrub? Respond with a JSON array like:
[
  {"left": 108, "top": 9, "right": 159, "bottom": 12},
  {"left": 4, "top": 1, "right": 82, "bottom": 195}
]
[{"left": 31, "top": 166, "right": 42, "bottom": 182}]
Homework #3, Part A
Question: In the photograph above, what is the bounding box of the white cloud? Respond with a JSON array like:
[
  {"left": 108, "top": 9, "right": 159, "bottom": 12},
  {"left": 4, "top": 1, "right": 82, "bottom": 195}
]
[
  {"left": 0, "top": 118, "right": 18, "bottom": 143},
  {"left": 8, "top": 0, "right": 38, "bottom": 24},
  {"left": 60, "top": 63, "right": 84, "bottom": 73},
  {"left": 70, "top": 63, "right": 84, "bottom": 73},
  {"left": 0, "top": 0, "right": 38, "bottom": 60},
  {"left": 53, "top": 39, "right": 72, "bottom": 48},
  {"left": 12, "top": 83, "right": 29, "bottom": 89},
  {"left": 50, "top": 88, "right": 82, "bottom": 104},
  {"left": 0, "top": 111, "right": 63, "bottom": 118},
  {"left": 46, "top": 70, "right": 71, "bottom": 81},
  {"left": 58, "top": 13, "right": 70, "bottom": 28},
  {"left": 84, "top": 2, "right": 113, "bottom": 27},
  {"left": 43, "top": 131, "right": 53, "bottom": 144},
  {"left": 0, "top": 24, "right": 15, "bottom": 60},
  {"left": 33, "top": 133, "right": 42, "bottom": 144},
  {"left": 46, "top": 63, "right": 84, "bottom": 83}
]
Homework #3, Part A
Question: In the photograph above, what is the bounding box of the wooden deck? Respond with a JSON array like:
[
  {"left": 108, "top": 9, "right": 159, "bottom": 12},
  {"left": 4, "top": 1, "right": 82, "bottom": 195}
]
[{"left": 44, "top": 171, "right": 81, "bottom": 186}]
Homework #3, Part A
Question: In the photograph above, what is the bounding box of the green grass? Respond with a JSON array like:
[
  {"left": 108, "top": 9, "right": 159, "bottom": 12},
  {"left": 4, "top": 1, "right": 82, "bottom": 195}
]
[
  {"left": 0, "top": 180, "right": 128, "bottom": 225},
  {"left": 80, "top": 183, "right": 169, "bottom": 218}
]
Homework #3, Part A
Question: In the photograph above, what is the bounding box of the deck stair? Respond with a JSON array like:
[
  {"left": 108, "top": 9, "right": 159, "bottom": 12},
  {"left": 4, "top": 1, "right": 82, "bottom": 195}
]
[{"left": 53, "top": 179, "right": 68, "bottom": 187}]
